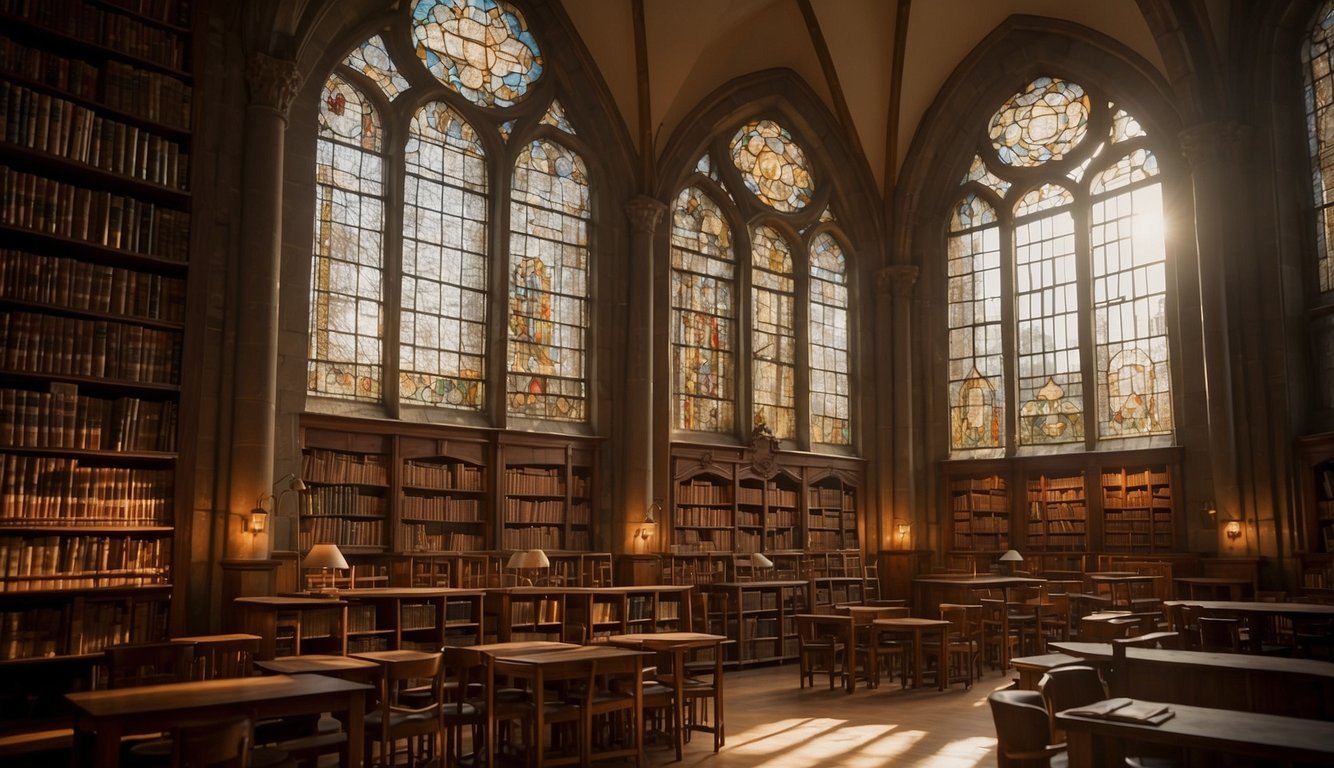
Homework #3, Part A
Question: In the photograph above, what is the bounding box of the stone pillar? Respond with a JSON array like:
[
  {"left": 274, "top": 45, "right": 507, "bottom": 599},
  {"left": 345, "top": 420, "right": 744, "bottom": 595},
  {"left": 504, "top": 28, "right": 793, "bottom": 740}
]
[
  {"left": 622, "top": 197, "right": 666, "bottom": 558},
  {"left": 225, "top": 53, "right": 302, "bottom": 562},
  {"left": 1179, "top": 120, "right": 1249, "bottom": 547},
  {"left": 880, "top": 264, "right": 918, "bottom": 555}
]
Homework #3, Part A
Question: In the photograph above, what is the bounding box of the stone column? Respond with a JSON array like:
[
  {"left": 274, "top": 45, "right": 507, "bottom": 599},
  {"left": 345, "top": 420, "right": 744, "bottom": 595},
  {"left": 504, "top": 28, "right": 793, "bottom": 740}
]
[
  {"left": 1179, "top": 121, "right": 1249, "bottom": 548},
  {"left": 622, "top": 197, "right": 666, "bottom": 557},
  {"left": 226, "top": 53, "right": 302, "bottom": 561},
  {"left": 879, "top": 264, "right": 918, "bottom": 555}
]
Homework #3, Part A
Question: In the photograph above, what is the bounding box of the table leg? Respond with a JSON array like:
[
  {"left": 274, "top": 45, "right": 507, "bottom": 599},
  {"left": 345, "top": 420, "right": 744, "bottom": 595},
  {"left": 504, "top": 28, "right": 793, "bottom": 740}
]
[
  {"left": 912, "top": 629, "right": 924, "bottom": 689},
  {"left": 936, "top": 624, "right": 946, "bottom": 692},
  {"left": 345, "top": 689, "right": 365, "bottom": 768},
  {"left": 671, "top": 651, "right": 685, "bottom": 762}
]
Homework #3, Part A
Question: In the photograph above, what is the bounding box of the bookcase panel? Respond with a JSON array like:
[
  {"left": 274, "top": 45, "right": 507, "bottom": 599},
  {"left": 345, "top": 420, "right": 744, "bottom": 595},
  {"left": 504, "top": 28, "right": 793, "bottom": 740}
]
[
  {"left": 1100, "top": 464, "right": 1174, "bottom": 553},
  {"left": 1026, "top": 472, "right": 1088, "bottom": 552},
  {"left": 946, "top": 473, "right": 1010, "bottom": 553},
  {"left": 398, "top": 435, "right": 488, "bottom": 554},
  {"left": 0, "top": 0, "right": 195, "bottom": 671},
  {"left": 299, "top": 440, "right": 390, "bottom": 554}
]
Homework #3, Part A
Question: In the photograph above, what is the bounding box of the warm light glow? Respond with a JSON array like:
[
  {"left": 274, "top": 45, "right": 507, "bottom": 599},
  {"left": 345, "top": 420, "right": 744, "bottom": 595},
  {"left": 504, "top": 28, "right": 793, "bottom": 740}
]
[
  {"left": 1225, "top": 520, "right": 1242, "bottom": 540},
  {"left": 248, "top": 508, "right": 267, "bottom": 534}
]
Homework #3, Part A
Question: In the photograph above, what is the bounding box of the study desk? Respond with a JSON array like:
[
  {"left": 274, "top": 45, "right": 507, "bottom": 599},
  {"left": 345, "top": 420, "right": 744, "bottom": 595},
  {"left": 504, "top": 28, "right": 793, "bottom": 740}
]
[
  {"left": 254, "top": 653, "right": 380, "bottom": 681},
  {"left": 1048, "top": 641, "right": 1334, "bottom": 719},
  {"left": 912, "top": 575, "right": 1045, "bottom": 618},
  {"left": 605, "top": 632, "right": 727, "bottom": 759},
  {"left": 66, "top": 673, "right": 369, "bottom": 767},
  {"left": 871, "top": 617, "right": 950, "bottom": 691},
  {"left": 1009, "top": 652, "right": 1084, "bottom": 690},
  {"left": 1057, "top": 700, "right": 1334, "bottom": 768},
  {"left": 1087, "top": 574, "right": 1156, "bottom": 608},
  {"left": 1165, "top": 599, "right": 1334, "bottom": 652},
  {"left": 794, "top": 613, "right": 857, "bottom": 693},
  {"left": 454, "top": 641, "right": 581, "bottom": 760},
  {"left": 491, "top": 645, "right": 652, "bottom": 768},
  {"left": 1172, "top": 576, "right": 1254, "bottom": 601}
]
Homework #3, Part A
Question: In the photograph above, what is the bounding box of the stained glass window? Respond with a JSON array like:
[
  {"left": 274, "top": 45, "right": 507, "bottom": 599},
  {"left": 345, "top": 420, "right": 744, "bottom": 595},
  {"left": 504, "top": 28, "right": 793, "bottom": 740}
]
[
  {"left": 400, "top": 102, "right": 488, "bottom": 409},
  {"left": 946, "top": 76, "right": 1173, "bottom": 456},
  {"left": 1305, "top": 0, "right": 1334, "bottom": 293},
  {"left": 412, "top": 0, "right": 543, "bottom": 108},
  {"left": 751, "top": 225, "right": 796, "bottom": 438},
  {"left": 809, "top": 232, "right": 850, "bottom": 445},
  {"left": 310, "top": 73, "right": 385, "bottom": 401},
  {"left": 672, "top": 119, "right": 855, "bottom": 449},
  {"left": 670, "top": 186, "right": 735, "bottom": 433},
  {"left": 507, "top": 138, "right": 589, "bottom": 421},
  {"left": 310, "top": 3, "right": 591, "bottom": 427}
]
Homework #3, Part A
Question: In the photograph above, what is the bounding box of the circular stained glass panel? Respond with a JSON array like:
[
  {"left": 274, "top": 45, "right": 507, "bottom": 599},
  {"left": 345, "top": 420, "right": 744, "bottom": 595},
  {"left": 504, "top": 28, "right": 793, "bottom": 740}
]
[
  {"left": 988, "top": 77, "right": 1090, "bottom": 167},
  {"left": 729, "top": 119, "right": 814, "bottom": 212},
  {"left": 411, "top": 0, "right": 543, "bottom": 108}
]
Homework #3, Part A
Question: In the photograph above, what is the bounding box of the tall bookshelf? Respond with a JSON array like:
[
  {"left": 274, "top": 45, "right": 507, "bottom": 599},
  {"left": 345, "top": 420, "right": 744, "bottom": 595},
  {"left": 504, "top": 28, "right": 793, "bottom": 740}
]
[
  {"left": 1100, "top": 465, "right": 1174, "bottom": 553},
  {"left": 0, "top": 0, "right": 195, "bottom": 694},
  {"left": 397, "top": 434, "right": 488, "bottom": 555},
  {"left": 946, "top": 473, "right": 1010, "bottom": 553},
  {"left": 498, "top": 436, "right": 594, "bottom": 553},
  {"left": 299, "top": 431, "right": 391, "bottom": 556},
  {"left": 1025, "top": 472, "right": 1088, "bottom": 552},
  {"left": 806, "top": 470, "right": 860, "bottom": 551},
  {"left": 736, "top": 469, "right": 800, "bottom": 553}
]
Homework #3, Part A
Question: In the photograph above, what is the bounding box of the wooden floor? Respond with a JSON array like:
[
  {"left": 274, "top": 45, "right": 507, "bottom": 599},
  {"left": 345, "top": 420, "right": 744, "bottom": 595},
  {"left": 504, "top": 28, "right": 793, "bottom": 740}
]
[{"left": 641, "top": 664, "right": 1003, "bottom": 767}]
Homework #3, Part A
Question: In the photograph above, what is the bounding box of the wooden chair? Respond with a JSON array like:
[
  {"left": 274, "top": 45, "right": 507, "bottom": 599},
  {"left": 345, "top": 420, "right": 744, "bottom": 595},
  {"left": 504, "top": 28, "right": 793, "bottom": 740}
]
[
  {"left": 169, "top": 716, "right": 255, "bottom": 768},
  {"left": 922, "top": 603, "right": 979, "bottom": 689},
  {"left": 795, "top": 614, "right": 848, "bottom": 690},
  {"left": 863, "top": 563, "right": 881, "bottom": 602},
  {"left": 980, "top": 598, "right": 1021, "bottom": 672},
  {"left": 364, "top": 652, "right": 445, "bottom": 768},
  {"left": 1197, "top": 616, "right": 1243, "bottom": 652},
  {"left": 987, "top": 689, "right": 1067, "bottom": 768},
  {"left": 438, "top": 647, "right": 488, "bottom": 768},
  {"left": 584, "top": 655, "right": 643, "bottom": 764},
  {"left": 1038, "top": 665, "right": 1180, "bottom": 768},
  {"left": 104, "top": 641, "right": 196, "bottom": 689},
  {"left": 852, "top": 606, "right": 909, "bottom": 688}
]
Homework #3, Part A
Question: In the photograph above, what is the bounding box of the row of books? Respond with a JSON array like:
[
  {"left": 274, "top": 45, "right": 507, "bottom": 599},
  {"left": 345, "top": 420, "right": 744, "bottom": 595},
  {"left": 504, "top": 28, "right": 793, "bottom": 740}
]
[
  {"left": 0, "top": 385, "right": 177, "bottom": 451},
  {"left": 954, "top": 533, "right": 1010, "bottom": 549},
  {"left": 502, "top": 498, "right": 571, "bottom": 524},
  {"left": 345, "top": 604, "right": 375, "bottom": 633},
  {"left": 0, "top": 165, "right": 191, "bottom": 259},
  {"left": 0, "top": 532, "right": 169, "bottom": 582},
  {"left": 674, "top": 505, "right": 733, "bottom": 528},
  {"left": 302, "top": 447, "right": 389, "bottom": 485},
  {"left": 2, "top": 0, "right": 188, "bottom": 71},
  {"left": 1101, "top": 469, "right": 1170, "bottom": 487},
  {"left": 0, "top": 248, "right": 186, "bottom": 322},
  {"left": 0, "top": 454, "right": 172, "bottom": 524},
  {"left": 500, "top": 525, "right": 564, "bottom": 551},
  {"left": 297, "top": 517, "right": 384, "bottom": 549},
  {"left": 736, "top": 486, "right": 798, "bottom": 506},
  {"left": 399, "top": 525, "right": 483, "bottom": 553},
  {"left": 0, "top": 310, "right": 182, "bottom": 384},
  {"left": 953, "top": 490, "right": 1010, "bottom": 511},
  {"left": 400, "top": 494, "right": 482, "bottom": 522},
  {"left": 504, "top": 466, "right": 566, "bottom": 496},
  {"left": 1, "top": 81, "right": 190, "bottom": 189},
  {"left": 510, "top": 598, "right": 561, "bottom": 625},
  {"left": 955, "top": 516, "right": 1010, "bottom": 532},
  {"left": 400, "top": 603, "right": 438, "bottom": 631},
  {"left": 401, "top": 459, "right": 483, "bottom": 490},
  {"left": 670, "top": 529, "right": 733, "bottom": 552},
  {"left": 807, "top": 530, "right": 853, "bottom": 550},
  {"left": 0, "top": 595, "right": 167, "bottom": 660},
  {"left": 301, "top": 484, "right": 387, "bottom": 517},
  {"left": 677, "top": 479, "right": 730, "bottom": 505}
]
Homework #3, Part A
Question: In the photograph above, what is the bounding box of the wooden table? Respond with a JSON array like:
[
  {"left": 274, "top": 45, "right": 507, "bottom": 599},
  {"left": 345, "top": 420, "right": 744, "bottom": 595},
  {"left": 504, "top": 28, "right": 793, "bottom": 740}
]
[
  {"left": 605, "top": 632, "right": 727, "bottom": 760},
  {"left": 1057, "top": 700, "right": 1334, "bottom": 767},
  {"left": 1165, "top": 599, "right": 1334, "bottom": 652},
  {"left": 254, "top": 654, "right": 380, "bottom": 681},
  {"left": 1087, "top": 574, "right": 1156, "bottom": 608},
  {"left": 1173, "top": 577, "right": 1254, "bottom": 601},
  {"left": 491, "top": 645, "right": 651, "bottom": 767},
  {"left": 1009, "top": 652, "right": 1084, "bottom": 690},
  {"left": 794, "top": 613, "right": 857, "bottom": 693},
  {"left": 1048, "top": 641, "right": 1334, "bottom": 719},
  {"left": 66, "top": 673, "right": 369, "bottom": 767},
  {"left": 913, "top": 575, "right": 1046, "bottom": 618},
  {"left": 844, "top": 605, "right": 909, "bottom": 688},
  {"left": 454, "top": 641, "right": 580, "bottom": 760},
  {"left": 871, "top": 617, "right": 950, "bottom": 691}
]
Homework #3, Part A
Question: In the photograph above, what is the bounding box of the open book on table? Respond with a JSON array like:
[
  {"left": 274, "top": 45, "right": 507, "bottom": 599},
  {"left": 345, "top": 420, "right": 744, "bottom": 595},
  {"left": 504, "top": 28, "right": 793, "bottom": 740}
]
[{"left": 1066, "top": 697, "right": 1175, "bottom": 724}]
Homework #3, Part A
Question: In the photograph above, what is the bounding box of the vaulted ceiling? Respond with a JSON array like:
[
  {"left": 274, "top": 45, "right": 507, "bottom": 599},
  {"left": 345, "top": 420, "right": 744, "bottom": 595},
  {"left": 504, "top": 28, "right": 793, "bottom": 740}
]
[{"left": 558, "top": 0, "right": 1177, "bottom": 194}]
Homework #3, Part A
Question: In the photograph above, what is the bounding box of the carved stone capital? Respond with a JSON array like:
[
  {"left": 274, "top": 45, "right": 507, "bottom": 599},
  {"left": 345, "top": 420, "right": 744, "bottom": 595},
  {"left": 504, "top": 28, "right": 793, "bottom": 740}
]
[
  {"left": 625, "top": 196, "right": 667, "bottom": 234},
  {"left": 245, "top": 52, "right": 303, "bottom": 117},
  {"left": 1179, "top": 120, "right": 1251, "bottom": 170},
  {"left": 877, "top": 265, "right": 919, "bottom": 298}
]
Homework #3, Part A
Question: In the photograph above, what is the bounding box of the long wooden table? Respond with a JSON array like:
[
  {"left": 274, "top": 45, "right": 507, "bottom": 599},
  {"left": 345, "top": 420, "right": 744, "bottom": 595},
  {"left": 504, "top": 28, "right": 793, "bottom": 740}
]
[
  {"left": 1049, "top": 641, "right": 1334, "bottom": 719},
  {"left": 453, "top": 641, "right": 581, "bottom": 761},
  {"left": 605, "top": 632, "right": 727, "bottom": 760},
  {"left": 1057, "top": 700, "right": 1334, "bottom": 767},
  {"left": 912, "top": 575, "right": 1045, "bottom": 618},
  {"left": 66, "top": 673, "right": 370, "bottom": 767},
  {"left": 872, "top": 617, "right": 950, "bottom": 691}
]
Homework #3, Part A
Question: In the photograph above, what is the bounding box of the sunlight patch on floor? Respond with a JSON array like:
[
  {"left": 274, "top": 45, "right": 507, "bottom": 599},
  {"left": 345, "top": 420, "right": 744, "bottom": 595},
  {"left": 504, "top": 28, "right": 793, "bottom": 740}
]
[
  {"left": 912, "top": 735, "right": 997, "bottom": 767},
  {"left": 721, "top": 718, "right": 928, "bottom": 766}
]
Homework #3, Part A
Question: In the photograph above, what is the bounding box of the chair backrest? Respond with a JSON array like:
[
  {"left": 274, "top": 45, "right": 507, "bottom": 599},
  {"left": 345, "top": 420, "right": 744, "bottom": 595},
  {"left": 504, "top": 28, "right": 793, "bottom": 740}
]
[
  {"left": 863, "top": 564, "right": 881, "bottom": 601},
  {"left": 1197, "top": 616, "right": 1242, "bottom": 652},
  {"left": 170, "top": 715, "right": 253, "bottom": 768},
  {"left": 373, "top": 652, "right": 445, "bottom": 713},
  {"left": 105, "top": 641, "right": 197, "bottom": 689},
  {"left": 988, "top": 689, "right": 1062, "bottom": 768},
  {"left": 796, "top": 614, "right": 848, "bottom": 649},
  {"left": 1037, "top": 665, "right": 1107, "bottom": 726}
]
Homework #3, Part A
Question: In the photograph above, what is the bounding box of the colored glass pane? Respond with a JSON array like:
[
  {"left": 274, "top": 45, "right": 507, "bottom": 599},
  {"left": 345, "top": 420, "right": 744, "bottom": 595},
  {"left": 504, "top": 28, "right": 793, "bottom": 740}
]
[
  {"left": 400, "top": 102, "right": 488, "bottom": 410},
  {"left": 1015, "top": 183, "right": 1074, "bottom": 217},
  {"left": 1090, "top": 149, "right": 1159, "bottom": 194},
  {"left": 1015, "top": 210, "right": 1082, "bottom": 445},
  {"left": 507, "top": 138, "right": 589, "bottom": 421},
  {"left": 961, "top": 154, "right": 1011, "bottom": 197},
  {"left": 989, "top": 77, "right": 1090, "bottom": 167},
  {"left": 1092, "top": 183, "right": 1172, "bottom": 438},
  {"left": 751, "top": 225, "right": 796, "bottom": 438},
  {"left": 948, "top": 199, "right": 1004, "bottom": 453},
  {"left": 670, "top": 186, "right": 735, "bottom": 433},
  {"left": 342, "top": 34, "right": 410, "bottom": 100},
  {"left": 809, "top": 232, "right": 850, "bottom": 445},
  {"left": 540, "top": 99, "right": 576, "bottom": 134},
  {"left": 411, "top": 0, "right": 543, "bottom": 108},
  {"left": 730, "top": 120, "right": 814, "bottom": 212},
  {"left": 1307, "top": 0, "right": 1334, "bottom": 292},
  {"left": 1110, "top": 108, "right": 1146, "bottom": 142},
  {"left": 310, "top": 74, "right": 385, "bottom": 401}
]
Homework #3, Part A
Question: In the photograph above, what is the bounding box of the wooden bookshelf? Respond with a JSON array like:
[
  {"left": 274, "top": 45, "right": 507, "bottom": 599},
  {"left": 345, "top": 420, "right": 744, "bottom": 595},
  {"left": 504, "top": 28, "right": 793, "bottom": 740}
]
[
  {"left": 498, "top": 434, "right": 594, "bottom": 552},
  {"left": 706, "top": 580, "right": 809, "bottom": 666},
  {"left": 1297, "top": 432, "right": 1334, "bottom": 557},
  {"left": 397, "top": 434, "right": 489, "bottom": 555},
  {"left": 945, "top": 472, "right": 1010, "bottom": 553},
  {"left": 0, "top": 0, "right": 196, "bottom": 679},
  {"left": 806, "top": 469, "right": 860, "bottom": 551},
  {"left": 1025, "top": 471, "right": 1088, "bottom": 552},
  {"left": 299, "top": 430, "right": 391, "bottom": 556},
  {"left": 1100, "top": 464, "right": 1174, "bottom": 553}
]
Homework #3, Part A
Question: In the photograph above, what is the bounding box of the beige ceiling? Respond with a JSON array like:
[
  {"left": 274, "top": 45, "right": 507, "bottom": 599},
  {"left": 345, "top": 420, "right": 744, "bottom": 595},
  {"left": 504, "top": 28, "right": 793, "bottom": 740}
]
[{"left": 559, "top": 0, "right": 1166, "bottom": 194}]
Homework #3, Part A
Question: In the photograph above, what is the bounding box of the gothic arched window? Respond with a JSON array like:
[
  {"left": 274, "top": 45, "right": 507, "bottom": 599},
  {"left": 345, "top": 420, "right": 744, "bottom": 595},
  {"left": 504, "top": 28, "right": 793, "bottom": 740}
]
[
  {"left": 1305, "top": 0, "right": 1334, "bottom": 295},
  {"left": 309, "top": 0, "right": 590, "bottom": 424},
  {"left": 670, "top": 120, "right": 854, "bottom": 449},
  {"left": 947, "top": 76, "right": 1174, "bottom": 457}
]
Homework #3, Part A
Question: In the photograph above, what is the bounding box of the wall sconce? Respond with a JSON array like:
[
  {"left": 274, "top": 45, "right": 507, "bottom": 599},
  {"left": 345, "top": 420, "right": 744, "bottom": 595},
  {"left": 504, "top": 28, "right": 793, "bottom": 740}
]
[
  {"left": 636, "top": 498, "right": 661, "bottom": 550},
  {"left": 248, "top": 506, "right": 267, "bottom": 533},
  {"left": 1225, "top": 520, "right": 1242, "bottom": 540},
  {"left": 249, "top": 473, "right": 308, "bottom": 536},
  {"left": 1203, "top": 501, "right": 1218, "bottom": 524},
  {"left": 894, "top": 519, "right": 910, "bottom": 542}
]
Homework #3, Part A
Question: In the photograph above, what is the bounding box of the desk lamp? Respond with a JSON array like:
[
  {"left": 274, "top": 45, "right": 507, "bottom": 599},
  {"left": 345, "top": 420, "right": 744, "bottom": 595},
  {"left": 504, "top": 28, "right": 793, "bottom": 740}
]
[{"left": 304, "top": 543, "right": 349, "bottom": 593}]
